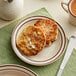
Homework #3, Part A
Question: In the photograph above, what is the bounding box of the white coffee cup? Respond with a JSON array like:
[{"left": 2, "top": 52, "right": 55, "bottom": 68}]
[{"left": 61, "top": 0, "right": 76, "bottom": 26}]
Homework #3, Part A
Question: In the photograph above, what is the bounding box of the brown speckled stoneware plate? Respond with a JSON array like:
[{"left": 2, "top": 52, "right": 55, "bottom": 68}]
[
  {"left": 0, "top": 64, "right": 37, "bottom": 76},
  {"left": 11, "top": 16, "right": 67, "bottom": 66}
]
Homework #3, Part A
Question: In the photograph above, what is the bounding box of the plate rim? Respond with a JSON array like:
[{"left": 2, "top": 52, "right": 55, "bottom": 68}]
[
  {"left": 11, "top": 16, "right": 67, "bottom": 66},
  {"left": 0, "top": 64, "right": 37, "bottom": 76}
]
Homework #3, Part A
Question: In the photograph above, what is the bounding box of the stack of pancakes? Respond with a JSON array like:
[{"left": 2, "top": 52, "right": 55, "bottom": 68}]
[{"left": 17, "top": 19, "right": 58, "bottom": 56}]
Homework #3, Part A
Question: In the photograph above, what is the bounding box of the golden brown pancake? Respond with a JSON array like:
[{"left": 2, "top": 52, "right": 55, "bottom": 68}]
[
  {"left": 17, "top": 25, "right": 46, "bottom": 56},
  {"left": 34, "top": 19, "right": 58, "bottom": 46}
]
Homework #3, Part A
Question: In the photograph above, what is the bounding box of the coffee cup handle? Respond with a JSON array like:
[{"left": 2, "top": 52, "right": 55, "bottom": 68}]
[{"left": 61, "top": 2, "right": 68, "bottom": 13}]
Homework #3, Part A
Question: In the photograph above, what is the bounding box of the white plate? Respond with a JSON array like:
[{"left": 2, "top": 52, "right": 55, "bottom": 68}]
[
  {"left": 12, "top": 16, "right": 66, "bottom": 66},
  {"left": 0, "top": 64, "right": 37, "bottom": 76}
]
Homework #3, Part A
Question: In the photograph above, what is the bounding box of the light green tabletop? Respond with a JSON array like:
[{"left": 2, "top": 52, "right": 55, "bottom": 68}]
[{"left": 0, "top": 8, "right": 76, "bottom": 76}]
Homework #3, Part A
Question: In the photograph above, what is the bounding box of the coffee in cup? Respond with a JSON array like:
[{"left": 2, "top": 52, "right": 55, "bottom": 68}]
[{"left": 70, "top": 0, "right": 76, "bottom": 16}]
